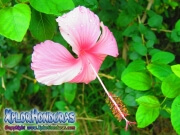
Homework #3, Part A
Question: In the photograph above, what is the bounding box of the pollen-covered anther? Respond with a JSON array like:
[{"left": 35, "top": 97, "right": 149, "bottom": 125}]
[{"left": 106, "top": 93, "right": 129, "bottom": 121}]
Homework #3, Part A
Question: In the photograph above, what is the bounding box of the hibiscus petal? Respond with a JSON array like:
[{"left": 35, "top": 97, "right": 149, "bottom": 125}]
[
  {"left": 56, "top": 6, "right": 101, "bottom": 55},
  {"left": 90, "top": 22, "right": 119, "bottom": 57},
  {"left": 70, "top": 53, "right": 106, "bottom": 84},
  {"left": 31, "top": 40, "right": 82, "bottom": 85}
]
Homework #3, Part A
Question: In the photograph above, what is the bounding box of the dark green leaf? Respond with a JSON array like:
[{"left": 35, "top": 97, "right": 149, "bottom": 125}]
[
  {"left": 30, "top": 0, "right": 75, "bottom": 15},
  {"left": 161, "top": 74, "right": 180, "bottom": 98},
  {"left": 4, "top": 54, "right": 23, "bottom": 68},
  {"left": 124, "top": 94, "right": 137, "bottom": 106},
  {"left": 73, "top": 0, "right": 98, "bottom": 10},
  {"left": 136, "top": 105, "right": 159, "bottom": 128},
  {"left": 175, "top": 19, "right": 180, "bottom": 31},
  {"left": 170, "top": 29, "right": 180, "bottom": 42},
  {"left": 148, "top": 13, "right": 163, "bottom": 28},
  {"left": 55, "top": 101, "right": 67, "bottom": 111},
  {"left": 64, "top": 83, "right": 77, "bottom": 104},
  {"left": 171, "top": 95, "right": 180, "bottom": 134},
  {"left": 123, "top": 24, "right": 138, "bottom": 37},
  {"left": 29, "top": 9, "right": 56, "bottom": 41},
  {"left": 132, "top": 42, "right": 147, "bottom": 56},
  {"left": 0, "top": 68, "right": 5, "bottom": 77},
  {"left": 116, "top": 11, "right": 134, "bottom": 27}
]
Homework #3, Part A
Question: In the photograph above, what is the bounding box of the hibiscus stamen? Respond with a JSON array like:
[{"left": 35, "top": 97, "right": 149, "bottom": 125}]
[{"left": 89, "top": 61, "right": 136, "bottom": 130}]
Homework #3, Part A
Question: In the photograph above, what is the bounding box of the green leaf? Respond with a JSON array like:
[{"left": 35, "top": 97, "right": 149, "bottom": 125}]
[
  {"left": 136, "top": 105, "right": 159, "bottom": 128},
  {"left": 0, "top": 0, "right": 11, "bottom": 8},
  {"left": 116, "top": 11, "right": 134, "bottom": 27},
  {"left": 64, "top": 83, "right": 77, "bottom": 104},
  {"left": 171, "top": 95, "right": 180, "bottom": 134},
  {"left": 148, "top": 13, "right": 163, "bottom": 28},
  {"left": 151, "top": 51, "right": 175, "bottom": 64},
  {"left": 29, "top": 9, "right": 56, "bottom": 41},
  {"left": 55, "top": 101, "right": 67, "bottom": 111},
  {"left": 122, "top": 59, "right": 146, "bottom": 76},
  {"left": 161, "top": 74, "right": 180, "bottom": 98},
  {"left": 122, "top": 72, "right": 152, "bottom": 91},
  {"left": 4, "top": 54, "right": 23, "bottom": 68},
  {"left": 136, "top": 95, "right": 160, "bottom": 108},
  {"left": 170, "top": 29, "right": 180, "bottom": 42},
  {"left": 123, "top": 24, "right": 138, "bottom": 37},
  {"left": 0, "top": 68, "right": 6, "bottom": 77},
  {"left": 30, "top": 0, "right": 75, "bottom": 15},
  {"left": 147, "top": 63, "right": 173, "bottom": 81},
  {"left": 171, "top": 64, "right": 180, "bottom": 78},
  {"left": 73, "top": 0, "right": 98, "bottom": 10},
  {"left": 124, "top": 94, "right": 137, "bottom": 107},
  {"left": 175, "top": 19, "right": 180, "bottom": 31},
  {"left": 0, "top": 4, "right": 31, "bottom": 42},
  {"left": 132, "top": 42, "right": 147, "bottom": 56}
]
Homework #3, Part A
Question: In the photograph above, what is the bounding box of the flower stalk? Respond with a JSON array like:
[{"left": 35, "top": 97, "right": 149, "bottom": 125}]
[{"left": 89, "top": 62, "right": 136, "bottom": 130}]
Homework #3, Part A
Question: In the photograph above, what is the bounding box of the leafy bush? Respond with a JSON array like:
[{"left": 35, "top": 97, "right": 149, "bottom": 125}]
[{"left": 0, "top": 0, "right": 180, "bottom": 134}]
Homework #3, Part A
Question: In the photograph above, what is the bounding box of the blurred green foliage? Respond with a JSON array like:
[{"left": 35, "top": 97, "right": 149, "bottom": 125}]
[{"left": 0, "top": 0, "right": 180, "bottom": 134}]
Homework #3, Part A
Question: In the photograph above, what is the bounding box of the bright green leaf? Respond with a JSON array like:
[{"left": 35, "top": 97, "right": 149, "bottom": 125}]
[
  {"left": 0, "top": 68, "right": 6, "bottom": 77},
  {"left": 136, "top": 95, "right": 160, "bottom": 108},
  {"left": 161, "top": 74, "right": 180, "bottom": 98},
  {"left": 29, "top": 9, "right": 56, "bottom": 41},
  {"left": 30, "top": 0, "right": 75, "bottom": 15},
  {"left": 151, "top": 51, "right": 175, "bottom": 64},
  {"left": 136, "top": 105, "right": 159, "bottom": 128},
  {"left": 0, "top": 4, "right": 31, "bottom": 42},
  {"left": 122, "top": 72, "right": 152, "bottom": 91},
  {"left": 64, "top": 83, "right": 77, "bottom": 104},
  {"left": 171, "top": 64, "right": 180, "bottom": 78},
  {"left": 171, "top": 95, "right": 180, "bottom": 134},
  {"left": 122, "top": 59, "right": 146, "bottom": 76},
  {"left": 4, "top": 54, "right": 23, "bottom": 68},
  {"left": 147, "top": 63, "right": 173, "bottom": 81}
]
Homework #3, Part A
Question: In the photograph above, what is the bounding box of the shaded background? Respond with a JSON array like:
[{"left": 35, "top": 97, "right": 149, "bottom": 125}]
[{"left": 0, "top": 0, "right": 180, "bottom": 134}]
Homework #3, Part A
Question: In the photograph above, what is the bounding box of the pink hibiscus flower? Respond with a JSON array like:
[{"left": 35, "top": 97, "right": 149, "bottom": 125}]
[
  {"left": 31, "top": 6, "right": 135, "bottom": 130},
  {"left": 31, "top": 6, "right": 118, "bottom": 85}
]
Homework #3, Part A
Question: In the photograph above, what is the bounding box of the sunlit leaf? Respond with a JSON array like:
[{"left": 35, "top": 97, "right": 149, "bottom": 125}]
[
  {"left": 136, "top": 95, "right": 160, "bottom": 108},
  {"left": 147, "top": 63, "right": 173, "bottom": 81},
  {"left": 171, "top": 95, "right": 180, "bottom": 134},
  {"left": 30, "top": 0, "right": 74, "bottom": 15},
  {"left": 0, "top": 4, "right": 31, "bottom": 42},
  {"left": 136, "top": 105, "right": 159, "bottom": 128},
  {"left": 122, "top": 72, "right": 152, "bottom": 91},
  {"left": 171, "top": 64, "right": 180, "bottom": 78},
  {"left": 161, "top": 74, "right": 180, "bottom": 98}
]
